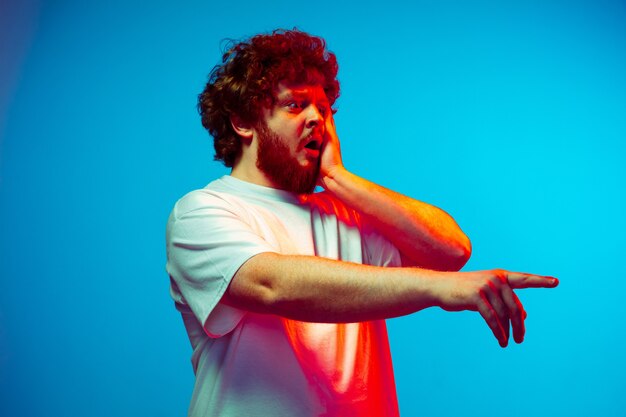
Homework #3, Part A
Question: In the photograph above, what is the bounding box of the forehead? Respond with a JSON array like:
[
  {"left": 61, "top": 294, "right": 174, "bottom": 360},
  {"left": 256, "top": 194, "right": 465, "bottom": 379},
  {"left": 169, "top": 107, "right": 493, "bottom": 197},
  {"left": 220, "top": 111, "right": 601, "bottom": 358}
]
[{"left": 274, "top": 82, "right": 330, "bottom": 103}]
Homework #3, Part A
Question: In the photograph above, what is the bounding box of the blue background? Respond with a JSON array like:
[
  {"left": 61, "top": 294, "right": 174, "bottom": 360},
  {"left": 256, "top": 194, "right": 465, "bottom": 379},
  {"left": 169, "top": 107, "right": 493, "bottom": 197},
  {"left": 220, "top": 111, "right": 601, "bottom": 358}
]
[{"left": 1, "top": 1, "right": 624, "bottom": 416}]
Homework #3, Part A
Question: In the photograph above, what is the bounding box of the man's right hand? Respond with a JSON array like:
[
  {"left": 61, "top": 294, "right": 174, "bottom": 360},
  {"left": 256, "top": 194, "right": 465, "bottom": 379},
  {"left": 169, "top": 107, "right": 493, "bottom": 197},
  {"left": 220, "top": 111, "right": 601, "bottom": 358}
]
[
  {"left": 319, "top": 112, "right": 344, "bottom": 188},
  {"left": 431, "top": 270, "right": 559, "bottom": 347}
]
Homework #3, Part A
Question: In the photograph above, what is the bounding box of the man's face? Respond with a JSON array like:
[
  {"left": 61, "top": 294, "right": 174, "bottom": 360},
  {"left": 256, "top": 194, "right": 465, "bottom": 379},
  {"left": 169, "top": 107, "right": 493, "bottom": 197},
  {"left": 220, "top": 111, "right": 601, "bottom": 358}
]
[{"left": 255, "top": 82, "right": 331, "bottom": 194}]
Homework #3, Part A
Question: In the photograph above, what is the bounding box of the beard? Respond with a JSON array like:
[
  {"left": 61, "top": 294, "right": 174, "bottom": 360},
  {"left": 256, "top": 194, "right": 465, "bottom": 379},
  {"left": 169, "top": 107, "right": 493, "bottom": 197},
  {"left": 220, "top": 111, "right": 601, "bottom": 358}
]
[{"left": 256, "top": 123, "right": 320, "bottom": 194}]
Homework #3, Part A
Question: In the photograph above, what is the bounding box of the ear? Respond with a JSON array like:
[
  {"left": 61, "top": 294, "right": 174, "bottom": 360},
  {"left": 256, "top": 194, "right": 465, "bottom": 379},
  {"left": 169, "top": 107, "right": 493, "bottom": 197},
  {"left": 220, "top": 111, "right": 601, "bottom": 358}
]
[{"left": 230, "top": 115, "right": 254, "bottom": 140}]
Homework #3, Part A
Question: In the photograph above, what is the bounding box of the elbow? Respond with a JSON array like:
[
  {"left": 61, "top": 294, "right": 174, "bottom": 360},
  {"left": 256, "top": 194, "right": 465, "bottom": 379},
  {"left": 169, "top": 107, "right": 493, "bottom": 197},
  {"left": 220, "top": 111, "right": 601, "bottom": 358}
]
[
  {"left": 452, "top": 237, "right": 472, "bottom": 271},
  {"left": 227, "top": 274, "right": 283, "bottom": 314},
  {"left": 402, "top": 236, "right": 472, "bottom": 272},
  {"left": 435, "top": 236, "right": 472, "bottom": 272},
  {"left": 450, "top": 235, "right": 472, "bottom": 271},
  {"left": 232, "top": 275, "right": 299, "bottom": 318},
  {"left": 225, "top": 254, "right": 283, "bottom": 313}
]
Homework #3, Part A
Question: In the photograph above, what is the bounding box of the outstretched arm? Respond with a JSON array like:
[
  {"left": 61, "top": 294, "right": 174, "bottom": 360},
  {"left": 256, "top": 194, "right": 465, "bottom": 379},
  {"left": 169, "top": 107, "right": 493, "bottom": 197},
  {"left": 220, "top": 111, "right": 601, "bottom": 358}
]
[
  {"left": 318, "top": 116, "right": 471, "bottom": 271},
  {"left": 224, "top": 252, "right": 558, "bottom": 347}
]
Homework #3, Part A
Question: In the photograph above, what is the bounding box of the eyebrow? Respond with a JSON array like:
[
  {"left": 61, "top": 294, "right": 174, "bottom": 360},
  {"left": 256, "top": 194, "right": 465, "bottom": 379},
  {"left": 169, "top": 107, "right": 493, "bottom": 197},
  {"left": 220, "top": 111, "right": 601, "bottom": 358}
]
[{"left": 279, "top": 90, "right": 330, "bottom": 106}]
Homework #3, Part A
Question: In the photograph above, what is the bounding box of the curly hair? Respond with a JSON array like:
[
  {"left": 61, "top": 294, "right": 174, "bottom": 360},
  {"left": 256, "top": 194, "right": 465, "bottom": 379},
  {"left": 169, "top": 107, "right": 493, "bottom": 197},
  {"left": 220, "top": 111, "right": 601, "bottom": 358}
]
[{"left": 198, "top": 29, "right": 340, "bottom": 167}]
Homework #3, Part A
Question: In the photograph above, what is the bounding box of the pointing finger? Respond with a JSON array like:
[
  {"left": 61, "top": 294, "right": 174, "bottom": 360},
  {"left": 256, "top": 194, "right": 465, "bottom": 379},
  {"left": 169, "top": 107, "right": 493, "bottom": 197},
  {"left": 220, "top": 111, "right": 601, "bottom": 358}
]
[{"left": 506, "top": 272, "right": 559, "bottom": 289}]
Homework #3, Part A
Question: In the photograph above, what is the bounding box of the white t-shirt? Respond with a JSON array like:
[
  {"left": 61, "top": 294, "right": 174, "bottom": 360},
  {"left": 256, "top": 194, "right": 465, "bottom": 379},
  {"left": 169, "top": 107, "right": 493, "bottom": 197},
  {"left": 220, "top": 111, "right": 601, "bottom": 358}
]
[{"left": 166, "top": 175, "right": 402, "bottom": 417}]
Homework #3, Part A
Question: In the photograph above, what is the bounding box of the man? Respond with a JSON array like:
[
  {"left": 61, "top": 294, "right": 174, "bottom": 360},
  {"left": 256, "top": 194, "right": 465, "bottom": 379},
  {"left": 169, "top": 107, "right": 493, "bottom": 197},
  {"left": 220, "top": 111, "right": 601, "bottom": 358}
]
[{"left": 166, "top": 29, "right": 558, "bottom": 416}]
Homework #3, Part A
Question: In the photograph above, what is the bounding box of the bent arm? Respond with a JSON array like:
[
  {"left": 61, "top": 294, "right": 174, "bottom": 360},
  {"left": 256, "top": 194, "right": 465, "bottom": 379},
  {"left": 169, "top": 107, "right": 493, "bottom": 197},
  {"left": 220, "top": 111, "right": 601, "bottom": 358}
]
[
  {"left": 319, "top": 116, "right": 471, "bottom": 271},
  {"left": 321, "top": 167, "right": 471, "bottom": 271}
]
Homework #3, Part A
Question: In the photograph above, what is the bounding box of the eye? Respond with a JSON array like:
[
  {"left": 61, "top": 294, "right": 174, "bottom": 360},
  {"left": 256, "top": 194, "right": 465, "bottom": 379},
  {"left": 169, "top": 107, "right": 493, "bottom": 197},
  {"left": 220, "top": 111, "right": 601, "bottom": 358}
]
[{"left": 285, "top": 100, "right": 305, "bottom": 112}]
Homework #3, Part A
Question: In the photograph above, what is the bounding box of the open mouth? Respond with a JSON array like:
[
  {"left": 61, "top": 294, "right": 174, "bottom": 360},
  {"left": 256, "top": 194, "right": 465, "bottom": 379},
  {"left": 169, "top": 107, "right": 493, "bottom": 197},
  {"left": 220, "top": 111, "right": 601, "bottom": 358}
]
[{"left": 303, "top": 137, "right": 322, "bottom": 151}]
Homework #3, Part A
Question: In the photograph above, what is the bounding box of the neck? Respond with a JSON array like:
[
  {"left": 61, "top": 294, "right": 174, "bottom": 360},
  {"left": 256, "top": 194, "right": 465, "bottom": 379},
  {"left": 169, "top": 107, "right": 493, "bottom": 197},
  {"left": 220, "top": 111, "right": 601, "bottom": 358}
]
[{"left": 230, "top": 152, "right": 277, "bottom": 189}]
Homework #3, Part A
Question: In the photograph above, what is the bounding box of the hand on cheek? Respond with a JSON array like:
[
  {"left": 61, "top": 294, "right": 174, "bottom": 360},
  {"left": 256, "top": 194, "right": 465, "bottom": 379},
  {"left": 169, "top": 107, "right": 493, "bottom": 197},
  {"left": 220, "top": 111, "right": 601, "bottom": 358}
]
[{"left": 320, "top": 114, "right": 344, "bottom": 179}]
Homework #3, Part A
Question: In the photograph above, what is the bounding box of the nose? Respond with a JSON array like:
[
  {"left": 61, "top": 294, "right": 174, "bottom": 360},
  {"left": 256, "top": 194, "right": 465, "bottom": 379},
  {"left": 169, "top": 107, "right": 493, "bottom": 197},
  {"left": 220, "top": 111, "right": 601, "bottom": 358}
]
[{"left": 305, "top": 104, "right": 324, "bottom": 129}]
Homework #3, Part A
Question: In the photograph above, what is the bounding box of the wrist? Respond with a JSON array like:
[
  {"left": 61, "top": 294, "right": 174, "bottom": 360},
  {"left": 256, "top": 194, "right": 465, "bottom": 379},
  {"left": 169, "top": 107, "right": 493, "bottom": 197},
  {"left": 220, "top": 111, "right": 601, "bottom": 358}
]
[
  {"left": 320, "top": 164, "right": 348, "bottom": 192},
  {"left": 415, "top": 269, "right": 448, "bottom": 309}
]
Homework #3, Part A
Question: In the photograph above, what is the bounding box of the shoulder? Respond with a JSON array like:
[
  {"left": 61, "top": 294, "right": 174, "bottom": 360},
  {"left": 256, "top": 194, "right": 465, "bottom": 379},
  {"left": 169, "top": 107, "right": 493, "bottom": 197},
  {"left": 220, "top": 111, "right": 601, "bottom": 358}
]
[
  {"left": 170, "top": 177, "right": 249, "bottom": 221},
  {"left": 165, "top": 179, "right": 263, "bottom": 248}
]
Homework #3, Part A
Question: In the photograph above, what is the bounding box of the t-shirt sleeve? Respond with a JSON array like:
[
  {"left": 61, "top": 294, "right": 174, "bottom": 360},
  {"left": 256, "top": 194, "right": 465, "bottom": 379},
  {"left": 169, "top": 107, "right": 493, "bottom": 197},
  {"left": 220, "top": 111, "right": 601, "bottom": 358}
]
[{"left": 166, "top": 192, "right": 277, "bottom": 338}]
